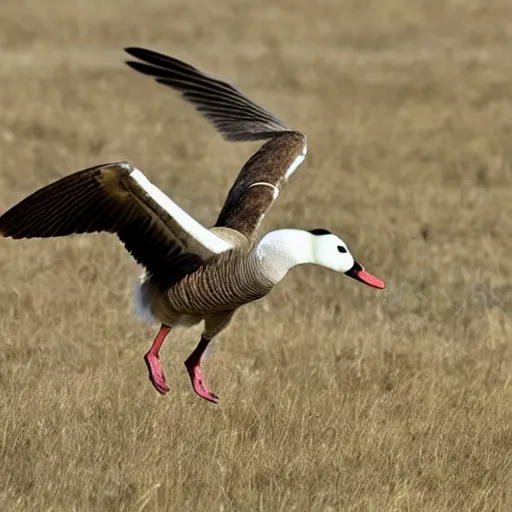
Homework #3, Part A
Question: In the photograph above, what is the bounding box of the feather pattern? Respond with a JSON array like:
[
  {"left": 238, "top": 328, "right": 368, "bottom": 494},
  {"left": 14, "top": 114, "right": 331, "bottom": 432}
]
[
  {"left": 124, "top": 46, "right": 291, "bottom": 141},
  {"left": 215, "top": 131, "right": 307, "bottom": 238},
  {"left": 124, "top": 47, "right": 308, "bottom": 239},
  {"left": 0, "top": 161, "right": 232, "bottom": 286},
  {"left": 167, "top": 248, "right": 275, "bottom": 314}
]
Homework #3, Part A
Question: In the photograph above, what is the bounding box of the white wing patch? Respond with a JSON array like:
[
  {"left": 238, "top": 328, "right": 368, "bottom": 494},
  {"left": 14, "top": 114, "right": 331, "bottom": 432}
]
[
  {"left": 129, "top": 169, "right": 233, "bottom": 255},
  {"left": 285, "top": 142, "right": 307, "bottom": 179}
]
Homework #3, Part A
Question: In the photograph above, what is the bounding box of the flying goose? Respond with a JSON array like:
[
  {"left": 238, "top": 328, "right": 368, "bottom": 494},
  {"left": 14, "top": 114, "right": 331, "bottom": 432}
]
[{"left": 0, "top": 47, "right": 385, "bottom": 403}]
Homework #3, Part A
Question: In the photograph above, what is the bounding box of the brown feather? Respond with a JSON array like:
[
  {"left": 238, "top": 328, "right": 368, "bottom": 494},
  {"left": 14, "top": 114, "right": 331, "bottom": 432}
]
[
  {"left": 215, "top": 131, "right": 307, "bottom": 239},
  {"left": 124, "top": 47, "right": 290, "bottom": 142},
  {"left": 0, "top": 161, "right": 204, "bottom": 286}
]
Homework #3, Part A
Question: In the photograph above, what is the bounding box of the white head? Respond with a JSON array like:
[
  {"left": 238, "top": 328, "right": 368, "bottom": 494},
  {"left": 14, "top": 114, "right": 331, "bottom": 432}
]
[
  {"left": 308, "top": 229, "right": 384, "bottom": 288},
  {"left": 257, "top": 228, "right": 385, "bottom": 289},
  {"left": 309, "top": 228, "right": 355, "bottom": 272}
]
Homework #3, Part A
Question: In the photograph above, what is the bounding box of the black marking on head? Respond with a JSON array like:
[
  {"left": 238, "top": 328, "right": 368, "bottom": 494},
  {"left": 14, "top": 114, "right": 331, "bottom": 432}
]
[{"left": 309, "top": 228, "right": 332, "bottom": 236}]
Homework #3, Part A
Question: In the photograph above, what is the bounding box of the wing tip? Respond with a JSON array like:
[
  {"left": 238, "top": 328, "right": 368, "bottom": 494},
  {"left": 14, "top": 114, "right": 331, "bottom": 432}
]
[
  {"left": 0, "top": 209, "right": 16, "bottom": 238},
  {"left": 0, "top": 222, "right": 22, "bottom": 239},
  {"left": 124, "top": 47, "right": 143, "bottom": 57}
]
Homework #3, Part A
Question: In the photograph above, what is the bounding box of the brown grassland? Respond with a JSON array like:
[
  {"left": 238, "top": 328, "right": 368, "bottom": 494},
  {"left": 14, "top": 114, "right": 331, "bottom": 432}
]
[{"left": 1, "top": 0, "right": 512, "bottom": 510}]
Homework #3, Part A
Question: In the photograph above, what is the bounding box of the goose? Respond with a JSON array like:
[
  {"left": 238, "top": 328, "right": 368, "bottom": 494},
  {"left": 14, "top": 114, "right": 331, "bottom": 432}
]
[{"left": 0, "top": 47, "right": 385, "bottom": 403}]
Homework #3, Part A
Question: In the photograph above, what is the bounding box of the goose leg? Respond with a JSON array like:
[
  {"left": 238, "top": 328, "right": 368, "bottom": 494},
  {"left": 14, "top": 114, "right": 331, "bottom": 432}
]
[
  {"left": 184, "top": 312, "right": 235, "bottom": 404},
  {"left": 144, "top": 324, "right": 171, "bottom": 395},
  {"left": 184, "top": 336, "right": 218, "bottom": 403}
]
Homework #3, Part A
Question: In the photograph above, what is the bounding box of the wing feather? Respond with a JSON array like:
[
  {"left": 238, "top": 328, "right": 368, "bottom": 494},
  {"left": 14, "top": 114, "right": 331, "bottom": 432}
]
[
  {"left": 125, "top": 47, "right": 291, "bottom": 141},
  {"left": 123, "top": 48, "right": 309, "bottom": 239},
  {"left": 0, "top": 161, "right": 233, "bottom": 285},
  {"left": 215, "top": 132, "right": 307, "bottom": 239}
]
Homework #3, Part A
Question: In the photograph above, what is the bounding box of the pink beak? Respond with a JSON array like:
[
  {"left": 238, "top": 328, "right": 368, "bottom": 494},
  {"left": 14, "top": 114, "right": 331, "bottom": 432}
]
[{"left": 345, "top": 262, "right": 385, "bottom": 289}]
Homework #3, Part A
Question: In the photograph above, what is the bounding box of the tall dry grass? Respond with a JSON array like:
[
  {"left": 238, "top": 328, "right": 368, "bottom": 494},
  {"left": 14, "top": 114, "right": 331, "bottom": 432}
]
[{"left": 1, "top": 0, "right": 512, "bottom": 510}]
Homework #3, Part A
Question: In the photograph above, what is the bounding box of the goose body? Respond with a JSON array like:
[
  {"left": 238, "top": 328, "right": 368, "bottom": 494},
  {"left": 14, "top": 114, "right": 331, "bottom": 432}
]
[{"left": 0, "top": 47, "right": 384, "bottom": 403}]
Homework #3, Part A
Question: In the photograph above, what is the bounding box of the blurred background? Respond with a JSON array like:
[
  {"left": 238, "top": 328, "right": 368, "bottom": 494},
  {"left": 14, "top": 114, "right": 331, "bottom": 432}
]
[{"left": 1, "top": 0, "right": 512, "bottom": 510}]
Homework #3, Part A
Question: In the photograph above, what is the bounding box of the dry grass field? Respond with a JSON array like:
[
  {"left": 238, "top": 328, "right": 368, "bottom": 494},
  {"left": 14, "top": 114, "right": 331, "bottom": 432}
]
[{"left": 1, "top": 0, "right": 512, "bottom": 510}]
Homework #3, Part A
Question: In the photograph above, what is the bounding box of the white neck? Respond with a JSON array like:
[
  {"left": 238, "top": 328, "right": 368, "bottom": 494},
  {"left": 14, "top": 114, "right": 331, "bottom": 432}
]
[{"left": 255, "top": 229, "right": 315, "bottom": 284}]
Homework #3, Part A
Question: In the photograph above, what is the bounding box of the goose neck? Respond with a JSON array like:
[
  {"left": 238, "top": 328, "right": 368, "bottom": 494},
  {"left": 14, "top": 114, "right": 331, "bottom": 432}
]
[{"left": 255, "top": 229, "right": 313, "bottom": 283}]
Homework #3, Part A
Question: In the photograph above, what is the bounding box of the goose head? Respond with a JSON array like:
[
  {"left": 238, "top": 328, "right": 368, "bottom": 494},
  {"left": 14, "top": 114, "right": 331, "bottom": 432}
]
[{"left": 309, "top": 229, "right": 385, "bottom": 289}]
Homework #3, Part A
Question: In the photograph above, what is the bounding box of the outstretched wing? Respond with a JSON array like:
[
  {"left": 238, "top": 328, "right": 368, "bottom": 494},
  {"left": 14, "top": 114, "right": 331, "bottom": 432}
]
[
  {"left": 215, "top": 131, "right": 307, "bottom": 239},
  {"left": 124, "top": 46, "right": 291, "bottom": 142},
  {"left": 0, "top": 161, "right": 233, "bottom": 285},
  {"left": 123, "top": 47, "right": 308, "bottom": 239}
]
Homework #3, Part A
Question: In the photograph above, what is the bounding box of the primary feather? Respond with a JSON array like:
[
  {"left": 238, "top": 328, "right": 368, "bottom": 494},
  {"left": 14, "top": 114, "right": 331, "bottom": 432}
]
[{"left": 125, "top": 46, "right": 292, "bottom": 142}]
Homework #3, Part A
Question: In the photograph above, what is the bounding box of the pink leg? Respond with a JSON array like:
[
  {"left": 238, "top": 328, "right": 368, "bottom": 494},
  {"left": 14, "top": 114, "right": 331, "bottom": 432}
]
[
  {"left": 184, "top": 336, "right": 218, "bottom": 404},
  {"left": 144, "top": 325, "right": 171, "bottom": 395}
]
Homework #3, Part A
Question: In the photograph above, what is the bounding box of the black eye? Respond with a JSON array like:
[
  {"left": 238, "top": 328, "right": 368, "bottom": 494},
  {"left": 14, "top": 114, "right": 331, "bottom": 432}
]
[{"left": 337, "top": 245, "right": 347, "bottom": 254}]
